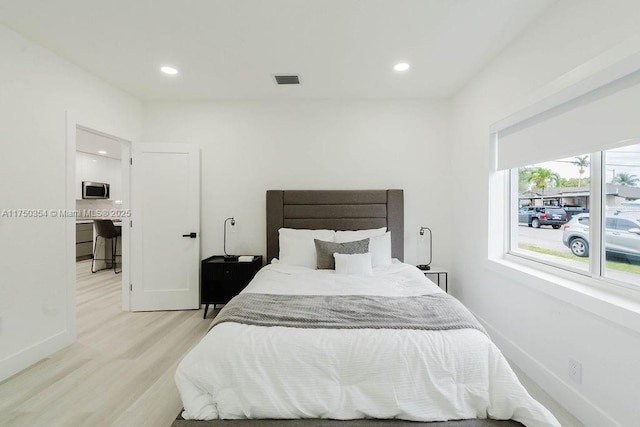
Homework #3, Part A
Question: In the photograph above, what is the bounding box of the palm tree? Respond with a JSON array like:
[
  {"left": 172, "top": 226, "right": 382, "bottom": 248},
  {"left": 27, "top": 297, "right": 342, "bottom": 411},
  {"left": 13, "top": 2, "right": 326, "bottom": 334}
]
[
  {"left": 570, "top": 155, "right": 589, "bottom": 187},
  {"left": 529, "top": 167, "right": 560, "bottom": 194},
  {"left": 518, "top": 167, "right": 534, "bottom": 192},
  {"left": 615, "top": 172, "right": 640, "bottom": 186}
]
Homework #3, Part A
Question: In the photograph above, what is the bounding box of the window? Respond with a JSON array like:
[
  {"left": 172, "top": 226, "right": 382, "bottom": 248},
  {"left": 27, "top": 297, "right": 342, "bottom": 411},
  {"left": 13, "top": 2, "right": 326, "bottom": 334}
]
[
  {"left": 577, "top": 216, "right": 590, "bottom": 226},
  {"left": 602, "top": 144, "right": 640, "bottom": 284},
  {"left": 512, "top": 153, "right": 591, "bottom": 274},
  {"left": 493, "top": 65, "right": 640, "bottom": 291},
  {"left": 509, "top": 143, "right": 640, "bottom": 288}
]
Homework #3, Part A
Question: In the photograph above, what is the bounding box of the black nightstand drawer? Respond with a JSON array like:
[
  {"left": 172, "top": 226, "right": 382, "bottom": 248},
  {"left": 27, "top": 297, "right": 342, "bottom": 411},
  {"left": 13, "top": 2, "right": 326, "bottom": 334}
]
[
  {"left": 200, "top": 255, "right": 263, "bottom": 318},
  {"left": 208, "top": 264, "right": 237, "bottom": 281}
]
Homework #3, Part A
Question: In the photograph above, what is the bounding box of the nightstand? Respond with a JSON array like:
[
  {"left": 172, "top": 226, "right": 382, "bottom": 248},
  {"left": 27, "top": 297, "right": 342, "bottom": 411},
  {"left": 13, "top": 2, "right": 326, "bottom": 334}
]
[
  {"left": 201, "top": 255, "right": 263, "bottom": 319},
  {"left": 421, "top": 266, "right": 448, "bottom": 293}
]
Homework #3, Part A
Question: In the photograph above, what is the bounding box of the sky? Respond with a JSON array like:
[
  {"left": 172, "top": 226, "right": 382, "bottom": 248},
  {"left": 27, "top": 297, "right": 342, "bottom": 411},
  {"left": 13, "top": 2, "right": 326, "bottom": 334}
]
[{"left": 531, "top": 142, "right": 640, "bottom": 183}]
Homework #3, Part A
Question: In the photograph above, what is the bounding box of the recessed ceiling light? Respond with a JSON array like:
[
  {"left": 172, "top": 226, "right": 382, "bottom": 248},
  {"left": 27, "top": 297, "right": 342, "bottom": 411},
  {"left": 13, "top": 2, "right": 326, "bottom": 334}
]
[
  {"left": 98, "top": 150, "right": 107, "bottom": 155},
  {"left": 92, "top": 159, "right": 97, "bottom": 163},
  {"left": 394, "top": 62, "right": 410, "bottom": 72},
  {"left": 160, "top": 66, "right": 178, "bottom": 75}
]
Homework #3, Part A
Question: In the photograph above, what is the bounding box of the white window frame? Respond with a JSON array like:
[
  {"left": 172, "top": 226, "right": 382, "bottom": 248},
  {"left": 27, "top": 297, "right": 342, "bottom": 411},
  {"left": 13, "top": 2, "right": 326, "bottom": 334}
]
[
  {"left": 505, "top": 150, "right": 640, "bottom": 293},
  {"left": 489, "top": 163, "right": 640, "bottom": 331},
  {"left": 507, "top": 164, "right": 593, "bottom": 278}
]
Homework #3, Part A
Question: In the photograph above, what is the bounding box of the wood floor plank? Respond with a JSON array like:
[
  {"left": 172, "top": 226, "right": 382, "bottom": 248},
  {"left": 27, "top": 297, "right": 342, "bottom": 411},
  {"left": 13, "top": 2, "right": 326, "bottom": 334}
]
[{"left": 0, "top": 260, "right": 210, "bottom": 427}]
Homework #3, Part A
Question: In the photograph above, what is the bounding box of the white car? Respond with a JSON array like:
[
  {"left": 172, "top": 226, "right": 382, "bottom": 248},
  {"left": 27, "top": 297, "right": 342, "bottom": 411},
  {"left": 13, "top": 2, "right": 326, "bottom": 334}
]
[{"left": 562, "top": 213, "right": 640, "bottom": 263}]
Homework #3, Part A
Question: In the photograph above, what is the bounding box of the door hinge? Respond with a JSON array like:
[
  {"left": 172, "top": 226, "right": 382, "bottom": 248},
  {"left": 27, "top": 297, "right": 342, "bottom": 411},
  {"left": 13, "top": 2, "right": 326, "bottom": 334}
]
[
  {"left": 130, "top": 283, "right": 133, "bottom": 291},
  {"left": 130, "top": 220, "right": 132, "bottom": 227},
  {"left": 130, "top": 157, "right": 133, "bottom": 165}
]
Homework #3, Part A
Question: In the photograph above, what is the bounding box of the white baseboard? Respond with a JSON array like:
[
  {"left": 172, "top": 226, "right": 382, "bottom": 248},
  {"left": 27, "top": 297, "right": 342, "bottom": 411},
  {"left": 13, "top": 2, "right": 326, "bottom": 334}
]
[
  {"left": 0, "top": 329, "right": 74, "bottom": 382},
  {"left": 474, "top": 312, "right": 620, "bottom": 427}
]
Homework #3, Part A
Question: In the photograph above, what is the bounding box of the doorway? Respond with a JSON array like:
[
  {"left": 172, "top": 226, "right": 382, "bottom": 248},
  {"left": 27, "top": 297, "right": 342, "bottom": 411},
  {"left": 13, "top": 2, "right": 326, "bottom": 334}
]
[
  {"left": 75, "top": 127, "right": 124, "bottom": 270},
  {"left": 66, "top": 117, "right": 132, "bottom": 338}
]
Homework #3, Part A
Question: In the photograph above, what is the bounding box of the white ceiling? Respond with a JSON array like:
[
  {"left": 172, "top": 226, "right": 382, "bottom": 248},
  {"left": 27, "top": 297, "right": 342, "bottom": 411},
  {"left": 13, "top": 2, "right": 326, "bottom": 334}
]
[
  {"left": 0, "top": 0, "right": 554, "bottom": 101},
  {"left": 76, "top": 128, "right": 122, "bottom": 160}
]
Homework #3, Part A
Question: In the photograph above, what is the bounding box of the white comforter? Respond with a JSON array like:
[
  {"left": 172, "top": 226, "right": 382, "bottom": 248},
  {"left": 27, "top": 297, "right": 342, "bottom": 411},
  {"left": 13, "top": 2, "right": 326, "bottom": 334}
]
[{"left": 175, "top": 262, "right": 559, "bottom": 426}]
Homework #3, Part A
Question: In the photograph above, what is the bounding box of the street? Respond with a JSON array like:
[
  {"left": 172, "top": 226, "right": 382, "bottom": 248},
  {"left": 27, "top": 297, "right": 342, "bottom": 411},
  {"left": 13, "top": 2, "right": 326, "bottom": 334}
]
[{"left": 517, "top": 224, "right": 570, "bottom": 255}]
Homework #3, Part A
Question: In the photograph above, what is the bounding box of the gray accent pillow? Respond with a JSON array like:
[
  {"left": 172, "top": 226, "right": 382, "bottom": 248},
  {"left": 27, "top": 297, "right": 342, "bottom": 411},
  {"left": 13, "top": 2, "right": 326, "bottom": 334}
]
[{"left": 314, "top": 238, "right": 370, "bottom": 270}]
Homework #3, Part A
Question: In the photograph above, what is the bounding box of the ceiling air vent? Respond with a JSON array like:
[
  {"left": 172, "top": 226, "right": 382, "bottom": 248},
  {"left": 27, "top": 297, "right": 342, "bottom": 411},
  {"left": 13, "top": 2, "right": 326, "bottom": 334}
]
[{"left": 274, "top": 74, "right": 300, "bottom": 85}]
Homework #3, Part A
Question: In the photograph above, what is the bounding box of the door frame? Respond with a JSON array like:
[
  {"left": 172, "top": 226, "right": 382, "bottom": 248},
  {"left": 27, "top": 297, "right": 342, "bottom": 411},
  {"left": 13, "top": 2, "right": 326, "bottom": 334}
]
[{"left": 65, "top": 112, "right": 133, "bottom": 342}]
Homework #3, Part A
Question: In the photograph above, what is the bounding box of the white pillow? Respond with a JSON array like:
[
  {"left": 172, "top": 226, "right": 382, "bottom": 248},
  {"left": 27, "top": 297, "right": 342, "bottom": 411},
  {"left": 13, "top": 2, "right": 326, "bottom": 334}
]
[
  {"left": 334, "top": 252, "right": 373, "bottom": 275},
  {"left": 278, "top": 228, "right": 335, "bottom": 269},
  {"left": 335, "top": 230, "right": 392, "bottom": 267},
  {"left": 369, "top": 232, "right": 392, "bottom": 267},
  {"left": 334, "top": 227, "right": 387, "bottom": 243}
]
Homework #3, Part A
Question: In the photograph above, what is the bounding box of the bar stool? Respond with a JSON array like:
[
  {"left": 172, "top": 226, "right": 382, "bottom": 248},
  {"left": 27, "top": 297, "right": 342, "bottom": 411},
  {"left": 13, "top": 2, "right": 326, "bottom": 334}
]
[{"left": 91, "top": 220, "right": 121, "bottom": 274}]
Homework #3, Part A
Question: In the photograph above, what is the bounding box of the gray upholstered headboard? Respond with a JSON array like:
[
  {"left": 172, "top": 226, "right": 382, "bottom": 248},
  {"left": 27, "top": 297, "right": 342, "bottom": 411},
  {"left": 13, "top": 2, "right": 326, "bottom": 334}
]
[{"left": 266, "top": 190, "right": 404, "bottom": 263}]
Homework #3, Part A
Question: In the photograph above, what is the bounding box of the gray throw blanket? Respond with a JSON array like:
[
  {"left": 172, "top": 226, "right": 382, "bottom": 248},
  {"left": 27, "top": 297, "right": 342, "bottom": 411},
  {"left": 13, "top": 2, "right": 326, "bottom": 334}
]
[{"left": 210, "top": 293, "right": 487, "bottom": 336}]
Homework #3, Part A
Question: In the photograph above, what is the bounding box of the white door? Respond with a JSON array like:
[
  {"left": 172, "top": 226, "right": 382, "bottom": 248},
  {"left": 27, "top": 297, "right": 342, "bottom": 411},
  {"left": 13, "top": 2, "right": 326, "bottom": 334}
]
[{"left": 130, "top": 143, "right": 200, "bottom": 311}]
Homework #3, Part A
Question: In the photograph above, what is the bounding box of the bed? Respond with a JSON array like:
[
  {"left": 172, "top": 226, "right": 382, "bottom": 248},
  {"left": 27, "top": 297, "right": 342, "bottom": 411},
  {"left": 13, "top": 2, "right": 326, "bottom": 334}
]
[{"left": 175, "top": 190, "right": 559, "bottom": 427}]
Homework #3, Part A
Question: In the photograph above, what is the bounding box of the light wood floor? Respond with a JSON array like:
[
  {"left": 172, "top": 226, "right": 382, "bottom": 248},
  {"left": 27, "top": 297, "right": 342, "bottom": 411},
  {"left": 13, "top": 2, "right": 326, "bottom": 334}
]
[{"left": 0, "top": 261, "right": 211, "bottom": 427}]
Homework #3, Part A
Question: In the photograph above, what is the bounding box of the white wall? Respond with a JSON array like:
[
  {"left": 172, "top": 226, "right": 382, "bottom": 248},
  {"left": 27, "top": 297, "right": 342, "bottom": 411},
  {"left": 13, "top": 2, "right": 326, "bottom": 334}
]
[
  {"left": 449, "top": 1, "right": 640, "bottom": 425},
  {"left": 0, "top": 24, "right": 141, "bottom": 381},
  {"left": 6, "top": 2, "right": 640, "bottom": 422},
  {"left": 142, "top": 99, "right": 450, "bottom": 267}
]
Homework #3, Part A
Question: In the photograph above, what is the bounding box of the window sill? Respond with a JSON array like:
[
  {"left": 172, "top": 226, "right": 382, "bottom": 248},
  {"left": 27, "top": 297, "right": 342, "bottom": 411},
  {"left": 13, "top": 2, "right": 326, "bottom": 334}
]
[{"left": 486, "top": 255, "right": 640, "bottom": 334}]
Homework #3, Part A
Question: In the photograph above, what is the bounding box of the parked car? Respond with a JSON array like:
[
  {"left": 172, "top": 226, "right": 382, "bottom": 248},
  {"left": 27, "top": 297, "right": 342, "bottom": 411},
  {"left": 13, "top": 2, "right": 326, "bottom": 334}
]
[
  {"left": 518, "top": 206, "right": 568, "bottom": 229},
  {"left": 563, "top": 206, "right": 589, "bottom": 221},
  {"left": 562, "top": 213, "right": 640, "bottom": 262}
]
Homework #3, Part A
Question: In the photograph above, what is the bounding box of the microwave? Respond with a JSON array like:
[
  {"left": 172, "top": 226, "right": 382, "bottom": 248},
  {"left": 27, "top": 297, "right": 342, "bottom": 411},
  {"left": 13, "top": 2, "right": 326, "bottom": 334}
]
[{"left": 82, "top": 181, "right": 110, "bottom": 199}]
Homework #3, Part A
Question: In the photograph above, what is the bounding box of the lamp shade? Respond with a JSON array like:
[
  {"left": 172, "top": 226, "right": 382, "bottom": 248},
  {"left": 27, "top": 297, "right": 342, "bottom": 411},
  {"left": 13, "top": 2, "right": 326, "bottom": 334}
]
[
  {"left": 417, "top": 226, "right": 432, "bottom": 270},
  {"left": 224, "top": 217, "right": 237, "bottom": 260}
]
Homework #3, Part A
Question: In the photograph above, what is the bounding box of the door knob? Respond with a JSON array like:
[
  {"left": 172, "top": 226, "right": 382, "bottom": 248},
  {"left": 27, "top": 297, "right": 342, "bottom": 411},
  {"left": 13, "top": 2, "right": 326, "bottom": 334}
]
[{"left": 182, "top": 232, "right": 197, "bottom": 238}]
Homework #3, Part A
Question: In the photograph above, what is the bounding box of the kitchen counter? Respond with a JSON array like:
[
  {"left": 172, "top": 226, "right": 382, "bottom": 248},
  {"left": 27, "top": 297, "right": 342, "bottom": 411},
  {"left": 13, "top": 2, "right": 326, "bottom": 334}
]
[
  {"left": 76, "top": 219, "right": 122, "bottom": 270},
  {"left": 76, "top": 219, "right": 123, "bottom": 224}
]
